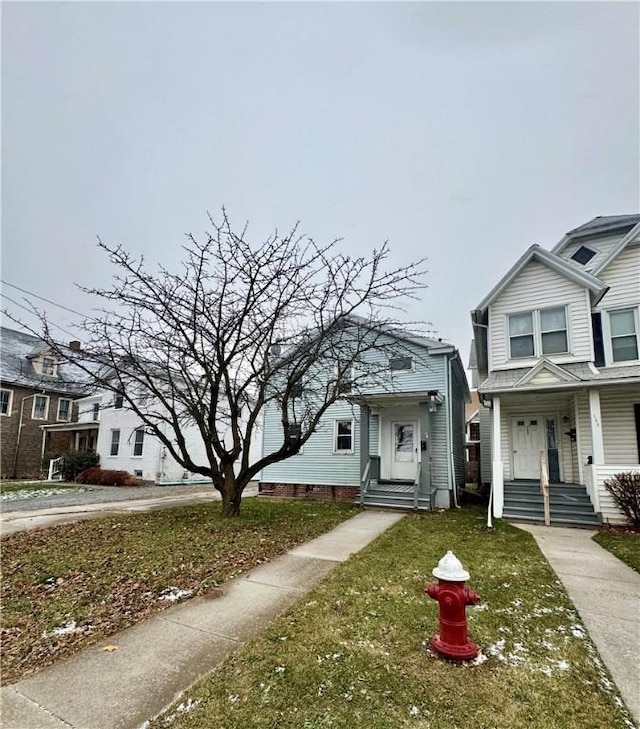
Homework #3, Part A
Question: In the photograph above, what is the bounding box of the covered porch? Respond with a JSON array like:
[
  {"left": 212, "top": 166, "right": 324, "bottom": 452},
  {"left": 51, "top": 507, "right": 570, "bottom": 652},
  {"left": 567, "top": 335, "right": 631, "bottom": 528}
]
[
  {"left": 40, "top": 422, "right": 99, "bottom": 479},
  {"left": 357, "top": 390, "right": 446, "bottom": 510},
  {"left": 487, "top": 384, "right": 639, "bottom": 524}
]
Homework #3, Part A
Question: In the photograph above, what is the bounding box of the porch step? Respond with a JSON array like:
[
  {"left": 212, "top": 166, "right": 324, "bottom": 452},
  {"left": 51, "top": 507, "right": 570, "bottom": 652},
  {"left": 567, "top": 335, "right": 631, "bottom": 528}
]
[
  {"left": 370, "top": 479, "right": 416, "bottom": 495},
  {"left": 360, "top": 493, "right": 431, "bottom": 510},
  {"left": 503, "top": 481, "right": 601, "bottom": 527}
]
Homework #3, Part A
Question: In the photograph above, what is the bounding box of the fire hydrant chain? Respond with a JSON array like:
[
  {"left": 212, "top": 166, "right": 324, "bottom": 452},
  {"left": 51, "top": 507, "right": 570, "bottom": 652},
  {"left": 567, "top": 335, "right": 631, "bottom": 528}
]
[{"left": 425, "top": 550, "right": 481, "bottom": 660}]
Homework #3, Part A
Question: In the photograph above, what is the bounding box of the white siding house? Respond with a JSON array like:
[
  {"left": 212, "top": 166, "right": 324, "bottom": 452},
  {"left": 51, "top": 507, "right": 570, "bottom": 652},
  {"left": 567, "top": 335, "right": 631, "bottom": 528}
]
[{"left": 471, "top": 214, "right": 640, "bottom": 525}]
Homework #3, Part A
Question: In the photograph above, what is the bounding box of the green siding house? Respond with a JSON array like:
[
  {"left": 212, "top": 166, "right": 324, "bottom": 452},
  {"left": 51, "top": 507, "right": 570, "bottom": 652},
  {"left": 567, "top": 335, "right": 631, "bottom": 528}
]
[{"left": 259, "top": 327, "right": 469, "bottom": 510}]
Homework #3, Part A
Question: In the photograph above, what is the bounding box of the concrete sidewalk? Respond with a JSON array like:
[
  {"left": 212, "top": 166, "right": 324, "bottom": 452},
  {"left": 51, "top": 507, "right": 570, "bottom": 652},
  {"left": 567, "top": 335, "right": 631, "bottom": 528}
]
[
  {"left": 517, "top": 524, "right": 640, "bottom": 725},
  {"left": 1, "top": 509, "right": 404, "bottom": 729}
]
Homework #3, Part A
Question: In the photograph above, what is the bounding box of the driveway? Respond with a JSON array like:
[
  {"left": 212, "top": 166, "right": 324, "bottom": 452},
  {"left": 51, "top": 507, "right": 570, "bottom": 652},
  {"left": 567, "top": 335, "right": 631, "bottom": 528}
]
[{"left": 1, "top": 482, "right": 258, "bottom": 535}]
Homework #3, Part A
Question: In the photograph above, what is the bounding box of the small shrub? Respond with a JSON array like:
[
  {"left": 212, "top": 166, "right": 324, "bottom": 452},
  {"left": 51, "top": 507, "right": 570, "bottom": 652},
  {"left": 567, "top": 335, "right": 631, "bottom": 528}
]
[
  {"left": 604, "top": 471, "right": 640, "bottom": 528},
  {"left": 75, "top": 467, "right": 139, "bottom": 487},
  {"left": 59, "top": 451, "right": 100, "bottom": 481}
]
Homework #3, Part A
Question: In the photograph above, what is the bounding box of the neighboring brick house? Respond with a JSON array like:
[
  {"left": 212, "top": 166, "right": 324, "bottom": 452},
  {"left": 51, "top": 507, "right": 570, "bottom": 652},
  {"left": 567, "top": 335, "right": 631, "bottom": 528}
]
[
  {"left": 0, "top": 327, "right": 92, "bottom": 479},
  {"left": 465, "top": 390, "right": 481, "bottom": 485}
]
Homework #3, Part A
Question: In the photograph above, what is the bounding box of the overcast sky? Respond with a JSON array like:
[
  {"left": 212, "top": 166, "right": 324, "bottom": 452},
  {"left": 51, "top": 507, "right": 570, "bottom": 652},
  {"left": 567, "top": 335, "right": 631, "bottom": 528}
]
[{"left": 2, "top": 1, "right": 639, "bottom": 374}]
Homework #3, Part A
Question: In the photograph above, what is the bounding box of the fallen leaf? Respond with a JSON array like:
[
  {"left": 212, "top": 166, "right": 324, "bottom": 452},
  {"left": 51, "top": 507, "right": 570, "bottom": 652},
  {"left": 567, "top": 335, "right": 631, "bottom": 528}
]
[{"left": 102, "top": 645, "right": 119, "bottom": 652}]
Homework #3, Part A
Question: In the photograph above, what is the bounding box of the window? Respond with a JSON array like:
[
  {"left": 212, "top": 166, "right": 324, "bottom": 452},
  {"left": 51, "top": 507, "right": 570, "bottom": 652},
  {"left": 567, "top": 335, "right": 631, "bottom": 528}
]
[
  {"left": 114, "top": 392, "right": 124, "bottom": 409},
  {"left": 571, "top": 246, "right": 596, "bottom": 266},
  {"left": 110, "top": 429, "right": 120, "bottom": 456},
  {"left": 389, "top": 356, "right": 413, "bottom": 371},
  {"left": 0, "top": 389, "right": 13, "bottom": 416},
  {"left": 335, "top": 361, "right": 353, "bottom": 394},
  {"left": 540, "top": 307, "right": 568, "bottom": 355},
  {"left": 290, "top": 381, "right": 303, "bottom": 399},
  {"left": 42, "top": 357, "right": 56, "bottom": 375},
  {"left": 92, "top": 402, "right": 100, "bottom": 420},
  {"left": 508, "top": 312, "right": 534, "bottom": 358},
  {"left": 57, "top": 398, "right": 72, "bottom": 421},
  {"left": 508, "top": 307, "right": 568, "bottom": 359},
  {"left": 610, "top": 309, "right": 639, "bottom": 362},
  {"left": 334, "top": 419, "right": 354, "bottom": 453},
  {"left": 32, "top": 395, "right": 49, "bottom": 420},
  {"left": 133, "top": 428, "right": 145, "bottom": 456}
]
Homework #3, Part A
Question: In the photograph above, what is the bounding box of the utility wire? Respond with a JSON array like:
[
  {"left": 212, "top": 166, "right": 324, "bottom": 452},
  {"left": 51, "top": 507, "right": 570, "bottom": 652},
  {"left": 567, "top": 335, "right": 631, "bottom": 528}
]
[
  {"left": 1, "top": 294, "right": 82, "bottom": 341},
  {"left": 1, "top": 279, "right": 88, "bottom": 318}
]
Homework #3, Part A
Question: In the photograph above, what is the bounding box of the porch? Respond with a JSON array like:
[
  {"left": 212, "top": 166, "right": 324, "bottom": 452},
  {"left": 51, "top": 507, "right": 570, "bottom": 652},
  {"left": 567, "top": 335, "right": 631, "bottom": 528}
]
[
  {"left": 357, "top": 391, "right": 446, "bottom": 511},
  {"left": 487, "top": 384, "right": 640, "bottom": 524}
]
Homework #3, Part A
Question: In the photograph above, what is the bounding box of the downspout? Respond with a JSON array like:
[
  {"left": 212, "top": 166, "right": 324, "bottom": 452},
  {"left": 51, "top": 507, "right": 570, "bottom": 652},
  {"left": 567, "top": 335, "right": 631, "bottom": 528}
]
[{"left": 445, "top": 354, "right": 459, "bottom": 509}]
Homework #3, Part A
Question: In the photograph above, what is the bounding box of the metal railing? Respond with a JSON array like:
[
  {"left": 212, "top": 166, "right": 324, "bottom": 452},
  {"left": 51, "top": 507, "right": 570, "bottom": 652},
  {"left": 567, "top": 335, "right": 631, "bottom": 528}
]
[
  {"left": 413, "top": 459, "right": 421, "bottom": 510},
  {"left": 360, "top": 460, "right": 371, "bottom": 506},
  {"left": 540, "top": 450, "right": 550, "bottom": 526}
]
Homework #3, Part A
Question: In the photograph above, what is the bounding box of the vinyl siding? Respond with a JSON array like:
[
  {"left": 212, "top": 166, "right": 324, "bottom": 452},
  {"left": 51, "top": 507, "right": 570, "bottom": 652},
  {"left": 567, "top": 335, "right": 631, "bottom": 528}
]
[
  {"left": 489, "top": 261, "right": 592, "bottom": 370},
  {"left": 558, "top": 236, "right": 621, "bottom": 273},
  {"left": 600, "top": 386, "right": 640, "bottom": 464},
  {"left": 261, "top": 400, "right": 361, "bottom": 486},
  {"left": 479, "top": 405, "right": 492, "bottom": 485},
  {"left": 596, "top": 245, "right": 640, "bottom": 312},
  {"left": 450, "top": 360, "right": 466, "bottom": 488}
]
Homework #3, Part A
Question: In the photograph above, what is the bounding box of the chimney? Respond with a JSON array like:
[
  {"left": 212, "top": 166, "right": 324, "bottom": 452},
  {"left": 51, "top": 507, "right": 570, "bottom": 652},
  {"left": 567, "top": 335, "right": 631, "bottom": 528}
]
[{"left": 69, "top": 341, "right": 81, "bottom": 351}]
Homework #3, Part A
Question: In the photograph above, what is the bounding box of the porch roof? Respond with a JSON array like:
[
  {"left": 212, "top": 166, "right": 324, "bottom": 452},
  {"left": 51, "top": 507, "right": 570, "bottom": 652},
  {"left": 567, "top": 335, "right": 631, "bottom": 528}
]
[
  {"left": 479, "top": 362, "right": 640, "bottom": 394},
  {"left": 356, "top": 389, "right": 444, "bottom": 407},
  {"left": 40, "top": 422, "right": 99, "bottom": 433}
]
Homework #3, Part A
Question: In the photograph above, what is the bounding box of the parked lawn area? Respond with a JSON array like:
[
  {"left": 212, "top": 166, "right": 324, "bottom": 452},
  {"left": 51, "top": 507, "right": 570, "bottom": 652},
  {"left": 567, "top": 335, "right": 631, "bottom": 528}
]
[
  {"left": 593, "top": 529, "right": 640, "bottom": 573},
  {"left": 151, "top": 508, "right": 634, "bottom": 729},
  {"left": 0, "top": 498, "right": 355, "bottom": 684}
]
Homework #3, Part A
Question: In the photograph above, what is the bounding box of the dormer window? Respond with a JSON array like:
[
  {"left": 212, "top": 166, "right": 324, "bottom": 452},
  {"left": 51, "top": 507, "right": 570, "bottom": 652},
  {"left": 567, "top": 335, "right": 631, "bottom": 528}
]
[
  {"left": 42, "top": 357, "right": 56, "bottom": 375},
  {"left": 570, "top": 245, "right": 596, "bottom": 266}
]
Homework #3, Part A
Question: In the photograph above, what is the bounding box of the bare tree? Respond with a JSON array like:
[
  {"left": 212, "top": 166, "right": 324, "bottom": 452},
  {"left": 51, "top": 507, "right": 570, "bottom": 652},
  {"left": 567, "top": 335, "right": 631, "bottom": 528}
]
[{"left": 23, "top": 213, "right": 427, "bottom": 516}]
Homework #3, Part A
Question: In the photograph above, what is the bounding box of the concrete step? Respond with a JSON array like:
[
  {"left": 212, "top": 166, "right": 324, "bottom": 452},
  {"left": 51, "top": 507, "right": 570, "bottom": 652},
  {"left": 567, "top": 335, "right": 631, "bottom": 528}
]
[
  {"left": 504, "top": 513, "right": 602, "bottom": 528},
  {"left": 504, "top": 503, "right": 601, "bottom": 521}
]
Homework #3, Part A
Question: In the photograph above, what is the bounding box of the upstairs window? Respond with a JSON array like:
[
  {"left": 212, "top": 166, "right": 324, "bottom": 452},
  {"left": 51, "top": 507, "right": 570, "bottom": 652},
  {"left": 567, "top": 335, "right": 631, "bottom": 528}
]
[
  {"left": 32, "top": 395, "right": 49, "bottom": 420},
  {"left": 0, "top": 389, "right": 13, "bottom": 416},
  {"left": 92, "top": 403, "right": 100, "bottom": 420},
  {"left": 610, "top": 309, "right": 639, "bottom": 362},
  {"left": 335, "top": 361, "right": 354, "bottom": 394},
  {"left": 110, "top": 429, "right": 120, "bottom": 456},
  {"left": 133, "top": 428, "right": 145, "bottom": 456},
  {"left": 42, "top": 357, "right": 57, "bottom": 376},
  {"left": 540, "top": 307, "right": 568, "bottom": 355},
  {"left": 57, "top": 398, "right": 72, "bottom": 422},
  {"left": 570, "top": 245, "right": 596, "bottom": 266},
  {"left": 114, "top": 392, "right": 124, "bottom": 409},
  {"left": 508, "top": 312, "right": 534, "bottom": 358},
  {"left": 389, "top": 356, "right": 413, "bottom": 372},
  {"left": 508, "top": 307, "right": 568, "bottom": 359}
]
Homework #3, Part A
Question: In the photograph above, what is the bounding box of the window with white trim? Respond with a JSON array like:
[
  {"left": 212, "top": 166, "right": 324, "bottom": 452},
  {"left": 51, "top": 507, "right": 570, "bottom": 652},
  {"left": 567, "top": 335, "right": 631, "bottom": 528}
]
[
  {"left": 133, "top": 428, "right": 145, "bottom": 456},
  {"left": 609, "top": 309, "right": 639, "bottom": 362},
  {"left": 92, "top": 403, "right": 100, "bottom": 420},
  {"left": 57, "top": 398, "right": 72, "bottom": 422},
  {"left": 32, "top": 395, "right": 49, "bottom": 420},
  {"left": 0, "top": 389, "right": 13, "bottom": 416},
  {"left": 334, "top": 419, "right": 354, "bottom": 453},
  {"left": 42, "top": 357, "right": 57, "bottom": 376},
  {"left": 114, "top": 392, "right": 124, "bottom": 409},
  {"left": 110, "top": 429, "right": 120, "bottom": 456},
  {"left": 508, "top": 307, "right": 569, "bottom": 359}
]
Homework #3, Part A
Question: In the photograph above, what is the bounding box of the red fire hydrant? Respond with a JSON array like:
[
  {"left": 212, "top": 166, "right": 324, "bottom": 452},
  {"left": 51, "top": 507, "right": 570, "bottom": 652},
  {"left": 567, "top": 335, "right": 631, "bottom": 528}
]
[{"left": 425, "top": 550, "right": 481, "bottom": 660}]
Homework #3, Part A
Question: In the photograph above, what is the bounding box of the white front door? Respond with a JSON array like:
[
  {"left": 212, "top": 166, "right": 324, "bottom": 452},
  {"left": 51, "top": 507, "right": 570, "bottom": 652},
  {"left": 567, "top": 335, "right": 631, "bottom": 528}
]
[
  {"left": 512, "top": 416, "right": 545, "bottom": 479},
  {"left": 390, "top": 421, "right": 418, "bottom": 480}
]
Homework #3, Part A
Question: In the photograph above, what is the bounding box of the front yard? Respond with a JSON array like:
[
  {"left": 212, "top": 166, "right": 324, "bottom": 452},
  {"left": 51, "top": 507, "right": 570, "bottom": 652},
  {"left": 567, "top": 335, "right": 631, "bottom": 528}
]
[
  {"left": 0, "top": 480, "right": 86, "bottom": 500},
  {"left": 0, "top": 498, "right": 355, "bottom": 684},
  {"left": 593, "top": 529, "right": 640, "bottom": 573},
  {"left": 150, "top": 508, "right": 634, "bottom": 729}
]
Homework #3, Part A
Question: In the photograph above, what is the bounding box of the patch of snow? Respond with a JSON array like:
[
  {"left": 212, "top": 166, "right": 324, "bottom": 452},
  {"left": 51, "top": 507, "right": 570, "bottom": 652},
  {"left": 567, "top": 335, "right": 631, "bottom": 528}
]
[
  {"left": 161, "top": 698, "right": 201, "bottom": 725},
  {"left": 2, "top": 487, "right": 86, "bottom": 501},
  {"left": 570, "top": 625, "right": 587, "bottom": 639},
  {"left": 409, "top": 705, "right": 420, "bottom": 716},
  {"left": 469, "top": 652, "right": 488, "bottom": 666},
  {"left": 158, "top": 587, "right": 193, "bottom": 602},
  {"left": 42, "top": 621, "right": 82, "bottom": 638},
  {"left": 274, "top": 665, "right": 286, "bottom": 674}
]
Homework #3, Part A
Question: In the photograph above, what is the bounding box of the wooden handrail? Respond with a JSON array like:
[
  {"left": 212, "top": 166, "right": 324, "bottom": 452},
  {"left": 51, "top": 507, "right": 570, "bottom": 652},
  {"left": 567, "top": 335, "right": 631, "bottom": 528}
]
[{"left": 540, "top": 450, "right": 550, "bottom": 526}]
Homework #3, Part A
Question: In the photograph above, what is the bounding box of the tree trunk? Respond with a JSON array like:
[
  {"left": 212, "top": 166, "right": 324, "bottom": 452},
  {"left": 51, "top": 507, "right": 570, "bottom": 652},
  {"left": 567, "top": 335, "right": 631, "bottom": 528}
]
[{"left": 220, "top": 471, "right": 243, "bottom": 517}]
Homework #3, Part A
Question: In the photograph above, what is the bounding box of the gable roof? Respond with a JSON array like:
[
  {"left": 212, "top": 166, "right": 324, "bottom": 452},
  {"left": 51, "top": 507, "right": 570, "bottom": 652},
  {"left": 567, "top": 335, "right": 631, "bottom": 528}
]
[
  {"left": 471, "top": 244, "right": 609, "bottom": 320},
  {"left": 551, "top": 215, "right": 640, "bottom": 276},
  {"left": 0, "top": 327, "right": 93, "bottom": 395}
]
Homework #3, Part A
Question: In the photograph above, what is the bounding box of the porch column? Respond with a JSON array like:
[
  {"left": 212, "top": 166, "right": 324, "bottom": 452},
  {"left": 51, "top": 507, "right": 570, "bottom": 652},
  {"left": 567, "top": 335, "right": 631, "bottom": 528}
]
[
  {"left": 419, "top": 402, "right": 432, "bottom": 495},
  {"left": 359, "top": 403, "right": 370, "bottom": 479},
  {"left": 491, "top": 395, "right": 504, "bottom": 518},
  {"left": 588, "top": 389, "right": 604, "bottom": 465}
]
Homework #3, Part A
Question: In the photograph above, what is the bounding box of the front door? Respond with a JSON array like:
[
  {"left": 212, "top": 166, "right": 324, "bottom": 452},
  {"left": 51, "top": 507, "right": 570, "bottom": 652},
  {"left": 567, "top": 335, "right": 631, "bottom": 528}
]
[
  {"left": 390, "top": 422, "right": 418, "bottom": 480},
  {"left": 512, "top": 417, "right": 545, "bottom": 479}
]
